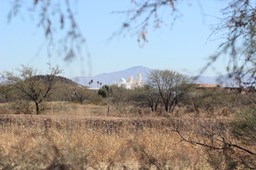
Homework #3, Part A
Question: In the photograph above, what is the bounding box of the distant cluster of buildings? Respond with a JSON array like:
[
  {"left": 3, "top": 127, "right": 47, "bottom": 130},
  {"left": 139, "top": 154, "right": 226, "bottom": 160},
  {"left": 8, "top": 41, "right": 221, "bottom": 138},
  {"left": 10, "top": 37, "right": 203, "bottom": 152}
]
[
  {"left": 191, "top": 83, "right": 220, "bottom": 88},
  {"left": 113, "top": 75, "right": 251, "bottom": 92},
  {"left": 191, "top": 83, "right": 256, "bottom": 93},
  {"left": 86, "top": 71, "right": 255, "bottom": 93}
]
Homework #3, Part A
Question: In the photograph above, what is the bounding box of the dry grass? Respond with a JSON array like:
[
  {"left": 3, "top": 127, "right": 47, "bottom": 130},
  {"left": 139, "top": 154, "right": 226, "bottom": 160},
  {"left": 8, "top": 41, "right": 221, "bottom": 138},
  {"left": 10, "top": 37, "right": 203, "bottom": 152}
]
[
  {"left": 0, "top": 101, "right": 239, "bottom": 119},
  {"left": 0, "top": 101, "right": 178, "bottom": 117},
  {"left": 0, "top": 114, "right": 213, "bottom": 169},
  {"left": 0, "top": 102, "right": 254, "bottom": 169}
]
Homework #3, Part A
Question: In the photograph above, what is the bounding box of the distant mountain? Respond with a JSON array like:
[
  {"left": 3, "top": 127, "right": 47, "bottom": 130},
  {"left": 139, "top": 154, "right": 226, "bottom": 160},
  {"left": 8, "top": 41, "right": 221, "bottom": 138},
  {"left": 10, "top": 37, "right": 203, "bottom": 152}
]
[
  {"left": 0, "top": 67, "right": 240, "bottom": 88},
  {"left": 71, "top": 66, "right": 242, "bottom": 88},
  {"left": 72, "top": 66, "right": 152, "bottom": 87}
]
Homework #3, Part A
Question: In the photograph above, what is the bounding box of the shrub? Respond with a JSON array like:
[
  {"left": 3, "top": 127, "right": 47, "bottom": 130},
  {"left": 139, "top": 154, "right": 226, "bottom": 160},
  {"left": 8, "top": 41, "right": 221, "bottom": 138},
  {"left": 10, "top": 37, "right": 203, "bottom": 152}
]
[
  {"left": 232, "top": 107, "right": 256, "bottom": 146},
  {"left": 11, "top": 100, "right": 33, "bottom": 114}
]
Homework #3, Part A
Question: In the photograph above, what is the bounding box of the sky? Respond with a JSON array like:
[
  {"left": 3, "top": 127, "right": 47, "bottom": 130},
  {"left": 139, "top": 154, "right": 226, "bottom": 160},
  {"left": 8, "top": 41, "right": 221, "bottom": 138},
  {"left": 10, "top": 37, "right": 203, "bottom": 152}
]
[{"left": 0, "top": 0, "right": 230, "bottom": 78}]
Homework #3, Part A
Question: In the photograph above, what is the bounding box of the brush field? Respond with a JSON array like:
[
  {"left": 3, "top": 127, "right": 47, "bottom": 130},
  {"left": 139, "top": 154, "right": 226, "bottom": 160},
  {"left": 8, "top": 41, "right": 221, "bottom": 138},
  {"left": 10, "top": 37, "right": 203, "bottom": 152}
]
[{"left": 0, "top": 102, "right": 254, "bottom": 169}]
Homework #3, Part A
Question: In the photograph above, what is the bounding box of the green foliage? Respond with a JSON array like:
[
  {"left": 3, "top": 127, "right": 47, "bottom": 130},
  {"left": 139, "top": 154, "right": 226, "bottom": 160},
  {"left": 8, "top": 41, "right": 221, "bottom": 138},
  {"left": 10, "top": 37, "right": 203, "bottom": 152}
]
[
  {"left": 98, "top": 85, "right": 112, "bottom": 98},
  {"left": 0, "top": 84, "right": 15, "bottom": 102},
  {"left": 88, "top": 92, "right": 104, "bottom": 105},
  {"left": 147, "top": 69, "right": 190, "bottom": 112},
  {"left": 69, "top": 87, "right": 90, "bottom": 104},
  {"left": 186, "top": 88, "right": 241, "bottom": 116},
  {"left": 232, "top": 107, "right": 256, "bottom": 146}
]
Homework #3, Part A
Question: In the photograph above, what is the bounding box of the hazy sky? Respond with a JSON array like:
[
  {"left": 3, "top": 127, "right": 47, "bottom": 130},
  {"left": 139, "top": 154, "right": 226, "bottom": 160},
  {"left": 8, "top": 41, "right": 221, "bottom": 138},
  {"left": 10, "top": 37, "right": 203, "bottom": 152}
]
[{"left": 0, "top": 1, "right": 229, "bottom": 78}]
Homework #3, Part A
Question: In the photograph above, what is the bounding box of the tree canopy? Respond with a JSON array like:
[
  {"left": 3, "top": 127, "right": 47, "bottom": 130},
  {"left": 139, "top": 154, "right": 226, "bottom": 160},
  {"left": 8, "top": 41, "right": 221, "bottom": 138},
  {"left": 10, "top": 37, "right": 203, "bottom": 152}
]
[
  {"left": 147, "top": 69, "right": 190, "bottom": 112},
  {"left": 3, "top": 65, "right": 61, "bottom": 114}
]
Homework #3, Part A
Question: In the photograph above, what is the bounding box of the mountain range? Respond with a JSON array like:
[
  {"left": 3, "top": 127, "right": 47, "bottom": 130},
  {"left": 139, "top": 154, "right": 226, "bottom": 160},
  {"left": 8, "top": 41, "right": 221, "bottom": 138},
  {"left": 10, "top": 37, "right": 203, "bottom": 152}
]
[
  {"left": 0, "top": 66, "right": 238, "bottom": 87},
  {"left": 71, "top": 66, "right": 237, "bottom": 87}
]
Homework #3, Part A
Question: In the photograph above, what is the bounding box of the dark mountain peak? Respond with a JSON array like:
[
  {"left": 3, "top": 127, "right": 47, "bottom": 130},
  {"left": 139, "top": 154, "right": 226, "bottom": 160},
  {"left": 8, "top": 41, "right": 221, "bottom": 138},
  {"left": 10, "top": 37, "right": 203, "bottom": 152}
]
[{"left": 32, "top": 75, "right": 79, "bottom": 86}]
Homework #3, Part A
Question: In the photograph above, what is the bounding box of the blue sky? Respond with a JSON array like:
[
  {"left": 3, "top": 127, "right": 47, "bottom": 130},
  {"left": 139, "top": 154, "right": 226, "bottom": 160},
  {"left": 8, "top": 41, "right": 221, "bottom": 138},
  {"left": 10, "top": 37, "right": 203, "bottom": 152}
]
[{"left": 0, "top": 1, "right": 229, "bottom": 78}]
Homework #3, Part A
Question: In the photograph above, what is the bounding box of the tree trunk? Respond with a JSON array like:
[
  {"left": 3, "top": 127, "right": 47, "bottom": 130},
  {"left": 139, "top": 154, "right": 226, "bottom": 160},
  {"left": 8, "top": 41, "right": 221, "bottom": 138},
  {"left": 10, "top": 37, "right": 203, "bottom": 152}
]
[
  {"left": 149, "top": 102, "right": 154, "bottom": 112},
  {"left": 164, "top": 102, "right": 169, "bottom": 112},
  {"left": 35, "top": 102, "right": 40, "bottom": 115},
  {"left": 150, "top": 105, "right": 154, "bottom": 112},
  {"left": 154, "top": 102, "right": 158, "bottom": 112}
]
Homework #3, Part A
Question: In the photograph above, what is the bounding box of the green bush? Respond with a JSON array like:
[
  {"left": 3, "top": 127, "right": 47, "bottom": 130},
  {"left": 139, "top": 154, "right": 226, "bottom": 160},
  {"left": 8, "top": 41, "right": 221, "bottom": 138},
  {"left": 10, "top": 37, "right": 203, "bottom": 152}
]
[{"left": 232, "top": 107, "right": 256, "bottom": 146}]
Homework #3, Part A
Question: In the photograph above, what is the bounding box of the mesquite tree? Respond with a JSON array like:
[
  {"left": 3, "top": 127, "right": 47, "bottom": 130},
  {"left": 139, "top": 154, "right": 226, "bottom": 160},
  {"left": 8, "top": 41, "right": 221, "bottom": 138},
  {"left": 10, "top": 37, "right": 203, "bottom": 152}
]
[
  {"left": 147, "top": 69, "right": 190, "bottom": 112},
  {"left": 4, "top": 65, "right": 61, "bottom": 114}
]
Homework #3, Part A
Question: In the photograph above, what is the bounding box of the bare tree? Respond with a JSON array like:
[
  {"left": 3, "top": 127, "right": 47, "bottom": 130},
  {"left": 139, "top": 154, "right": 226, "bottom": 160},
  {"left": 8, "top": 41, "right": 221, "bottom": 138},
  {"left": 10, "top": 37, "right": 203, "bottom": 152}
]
[
  {"left": 147, "top": 69, "right": 190, "bottom": 112},
  {"left": 3, "top": 65, "right": 62, "bottom": 114},
  {"left": 120, "top": 0, "right": 180, "bottom": 44},
  {"left": 110, "top": 86, "right": 130, "bottom": 112},
  {"left": 198, "top": 0, "right": 256, "bottom": 87}
]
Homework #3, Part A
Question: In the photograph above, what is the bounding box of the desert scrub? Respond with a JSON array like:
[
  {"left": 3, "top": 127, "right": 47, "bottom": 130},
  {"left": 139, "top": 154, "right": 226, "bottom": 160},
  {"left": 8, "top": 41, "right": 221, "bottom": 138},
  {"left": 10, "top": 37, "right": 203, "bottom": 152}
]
[{"left": 0, "top": 119, "right": 210, "bottom": 169}]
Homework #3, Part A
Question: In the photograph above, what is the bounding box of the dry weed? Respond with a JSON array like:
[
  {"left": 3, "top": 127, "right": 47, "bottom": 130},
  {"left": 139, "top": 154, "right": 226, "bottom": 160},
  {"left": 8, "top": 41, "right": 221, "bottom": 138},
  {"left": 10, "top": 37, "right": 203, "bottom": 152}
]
[
  {"left": 0, "top": 102, "right": 247, "bottom": 169},
  {"left": 0, "top": 116, "right": 211, "bottom": 169}
]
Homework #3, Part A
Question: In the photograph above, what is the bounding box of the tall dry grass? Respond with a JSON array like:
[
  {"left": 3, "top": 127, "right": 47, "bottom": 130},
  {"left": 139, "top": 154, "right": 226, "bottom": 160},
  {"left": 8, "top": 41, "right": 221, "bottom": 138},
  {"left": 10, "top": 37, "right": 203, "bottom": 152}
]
[
  {"left": 0, "top": 102, "right": 254, "bottom": 169},
  {"left": 0, "top": 114, "right": 212, "bottom": 169}
]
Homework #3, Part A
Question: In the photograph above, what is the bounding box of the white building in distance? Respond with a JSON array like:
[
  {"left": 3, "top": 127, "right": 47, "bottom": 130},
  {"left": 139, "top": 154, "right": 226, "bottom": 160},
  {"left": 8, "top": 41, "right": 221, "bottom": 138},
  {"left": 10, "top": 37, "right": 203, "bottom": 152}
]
[{"left": 118, "top": 73, "right": 143, "bottom": 89}]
